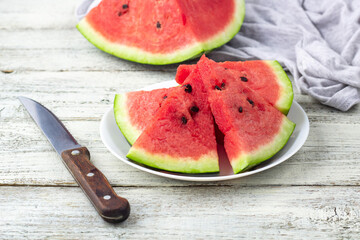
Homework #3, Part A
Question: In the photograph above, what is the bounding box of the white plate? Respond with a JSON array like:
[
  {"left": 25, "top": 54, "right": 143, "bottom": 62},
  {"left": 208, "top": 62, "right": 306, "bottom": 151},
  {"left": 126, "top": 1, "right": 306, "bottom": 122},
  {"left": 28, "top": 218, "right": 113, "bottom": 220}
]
[{"left": 100, "top": 80, "right": 309, "bottom": 182}]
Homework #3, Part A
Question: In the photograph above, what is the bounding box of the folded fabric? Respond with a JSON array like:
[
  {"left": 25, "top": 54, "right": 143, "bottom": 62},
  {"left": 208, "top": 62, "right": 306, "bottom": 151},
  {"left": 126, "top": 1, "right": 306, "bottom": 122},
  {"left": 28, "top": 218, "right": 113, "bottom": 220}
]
[{"left": 76, "top": 0, "right": 360, "bottom": 111}]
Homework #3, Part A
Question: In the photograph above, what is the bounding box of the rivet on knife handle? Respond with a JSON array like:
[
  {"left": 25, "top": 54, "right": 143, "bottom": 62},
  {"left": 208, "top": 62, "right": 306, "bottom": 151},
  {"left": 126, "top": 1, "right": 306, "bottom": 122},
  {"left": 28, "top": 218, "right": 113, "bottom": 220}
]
[{"left": 61, "top": 147, "right": 130, "bottom": 223}]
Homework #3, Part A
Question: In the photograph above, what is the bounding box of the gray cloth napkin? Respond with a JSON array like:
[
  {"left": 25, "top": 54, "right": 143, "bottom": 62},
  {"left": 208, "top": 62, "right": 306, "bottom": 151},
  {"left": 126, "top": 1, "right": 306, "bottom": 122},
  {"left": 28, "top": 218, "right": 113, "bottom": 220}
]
[{"left": 76, "top": 0, "right": 360, "bottom": 111}]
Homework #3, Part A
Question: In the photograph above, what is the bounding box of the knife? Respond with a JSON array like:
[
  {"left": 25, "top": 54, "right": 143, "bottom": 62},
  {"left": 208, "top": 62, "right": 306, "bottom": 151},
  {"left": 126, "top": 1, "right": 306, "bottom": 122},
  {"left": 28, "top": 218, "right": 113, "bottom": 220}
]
[{"left": 19, "top": 96, "right": 130, "bottom": 223}]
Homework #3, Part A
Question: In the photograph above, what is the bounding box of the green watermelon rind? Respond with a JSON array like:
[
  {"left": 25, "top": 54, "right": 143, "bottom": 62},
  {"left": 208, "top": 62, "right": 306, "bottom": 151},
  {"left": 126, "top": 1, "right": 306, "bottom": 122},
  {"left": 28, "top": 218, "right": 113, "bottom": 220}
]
[
  {"left": 265, "top": 61, "right": 294, "bottom": 115},
  {"left": 76, "top": 0, "right": 245, "bottom": 65},
  {"left": 231, "top": 117, "right": 296, "bottom": 174},
  {"left": 114, "top": 94, "right": 141, "bottom": 145},
  {"left": 200, "top": 0, "right": 245, "bottom": 55},
  {"left": 127, "top": 147, "right": 219, "bottom": 173}
]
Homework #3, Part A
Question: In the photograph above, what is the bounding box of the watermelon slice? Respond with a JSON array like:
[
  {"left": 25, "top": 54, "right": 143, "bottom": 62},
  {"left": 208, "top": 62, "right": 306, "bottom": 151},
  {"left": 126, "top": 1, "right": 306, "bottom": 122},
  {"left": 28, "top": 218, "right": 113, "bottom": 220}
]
[
  {"left": 77, "top": 0, "right": 245, "bottom": 65},
  {"left": 197, "top": 56, "right": 296, "bottom": 173},
  {"left": 126, "top": 69, "right": 219, "bottom": 173},
  {"left": 175, "top": 60, "right": 293, "bottom": 114},
  {"left": 114, "top": 88, "right": 171, "bottom": 145}
]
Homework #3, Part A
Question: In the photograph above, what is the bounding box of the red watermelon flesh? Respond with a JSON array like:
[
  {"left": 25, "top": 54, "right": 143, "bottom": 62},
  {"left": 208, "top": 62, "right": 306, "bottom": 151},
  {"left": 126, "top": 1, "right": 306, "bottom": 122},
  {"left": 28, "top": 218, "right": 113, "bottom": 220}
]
[
  {"left": 126, "top": 88, "right": 169, "bottom": 131},
  {"left": 126, "top": 68, "right": 219, "bottom": 173},
  {"left": 175, "top": 60, "right": 293, "bottom": 115},
  {"left": 83, "top": 0, "right": 196, "bottom": 54},
  {"left": 114, "top": 88, "right": 172, "bottom": 144},
  {"left": 176, "top": 64, "right": 196, "bottom": 83},
  {"left": 197, "top": 56, "right": 296, "bottom": 173},
  {"left": 77, "top": 0, "right": 245, "bottom": 64}
]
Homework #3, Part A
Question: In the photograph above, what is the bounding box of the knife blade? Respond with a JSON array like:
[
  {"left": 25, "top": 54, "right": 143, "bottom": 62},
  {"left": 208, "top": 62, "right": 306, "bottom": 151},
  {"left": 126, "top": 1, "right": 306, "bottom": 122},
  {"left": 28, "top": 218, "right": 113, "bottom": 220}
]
[{"left": 19, "top": 96, "right": 130, "bottom": 223}]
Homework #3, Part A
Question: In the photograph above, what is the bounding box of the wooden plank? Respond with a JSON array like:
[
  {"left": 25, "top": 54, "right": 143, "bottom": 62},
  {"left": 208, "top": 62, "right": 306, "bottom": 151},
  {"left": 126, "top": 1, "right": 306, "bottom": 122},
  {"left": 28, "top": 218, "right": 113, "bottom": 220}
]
[
  {"left": 0, "top": 0, "right": 80, "bottom": 30},
  {"left": 0, "top": 49, "right": 182, "bottom": 72},
  {"left": 0, "top": 186, "right": 359, "bottom": 239},
  {"left": 0, "top": 30, "right": 87, "bottom": 50},
  {"left": 0, "top": 0, "right": 78, "bottom": 15}
]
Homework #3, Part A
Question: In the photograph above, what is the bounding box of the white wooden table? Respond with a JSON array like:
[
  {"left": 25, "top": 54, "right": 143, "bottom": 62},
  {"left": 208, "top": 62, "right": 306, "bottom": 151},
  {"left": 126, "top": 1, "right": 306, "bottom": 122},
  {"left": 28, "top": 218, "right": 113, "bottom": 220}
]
[{"left": 1, "top": 0, "right": 360, "bottom": 239}]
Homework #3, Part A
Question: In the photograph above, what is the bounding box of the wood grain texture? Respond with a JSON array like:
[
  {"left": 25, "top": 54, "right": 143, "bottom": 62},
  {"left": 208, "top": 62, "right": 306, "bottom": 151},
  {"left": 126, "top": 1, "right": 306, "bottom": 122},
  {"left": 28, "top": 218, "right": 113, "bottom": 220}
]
[
  {"left": 0, "top": 0, "right": 79, "bottom": 30},
  {"left": 1, "top": 0, "right": 360, "bottom": 238},
  {"left": 1, "top": 186, "right": 360, "bottom": 239}
]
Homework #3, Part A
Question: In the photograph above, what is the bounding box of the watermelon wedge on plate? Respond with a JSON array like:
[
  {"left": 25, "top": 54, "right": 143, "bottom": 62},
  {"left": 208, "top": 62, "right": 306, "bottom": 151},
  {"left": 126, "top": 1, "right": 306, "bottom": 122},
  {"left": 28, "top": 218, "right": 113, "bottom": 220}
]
[
  {"left": 126, "top": 68, "right": 219, "bottom": 173},
  {"left": 176, "top": 60, "right": 293, "bottom": 115},
  {"left": 101, "top": 81, "right": 309, "bottom": 180},
  {"left": 197, "top": 56, "right": 296, "bottom": 173},
  {"left": 77, "top": 0, "right": 245, "bottom": 64}
]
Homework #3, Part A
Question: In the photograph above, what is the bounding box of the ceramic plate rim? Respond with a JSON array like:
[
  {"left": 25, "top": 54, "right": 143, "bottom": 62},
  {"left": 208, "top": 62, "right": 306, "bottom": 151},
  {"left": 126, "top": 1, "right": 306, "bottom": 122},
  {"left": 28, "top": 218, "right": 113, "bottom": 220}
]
[{"left": 100, "top": 80, "right": 309, "bottom": 182}]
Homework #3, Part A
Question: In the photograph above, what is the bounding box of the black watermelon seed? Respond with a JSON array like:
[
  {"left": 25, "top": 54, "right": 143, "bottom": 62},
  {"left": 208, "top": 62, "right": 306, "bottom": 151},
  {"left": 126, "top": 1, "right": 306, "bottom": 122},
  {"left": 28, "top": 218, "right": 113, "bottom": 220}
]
[
  {"left": 224, "top": 68, "right": 228, "bottom": 70},
  {"left": 184, "top": 84, "right": 192, "bottom": 93},
  {"left": 241, "top": 77, "right": 248, "bottom": 82},
  {"left": 122, "top": 4, "right": 128, "bottom": 9},
  {"left": 221, "top": 82, "right": 225, "bottom": 88},
  {"left": 190, "top": 106, "right": 199, "bottom": 113},
  {"left": 247, "top": 98, "right": 254, "bottom": 106},
  {"left": 156, "top": 21, "right": 161, "bottom": 29},
  {"left": 238, "top": 107, "right": 243, "bottom": 113},
  {"left": 117, "top": 12, "right": 122, "bottom": 16},
  {"left": 215, "top": 85, "right": 221, "bottom": 91},
  {"left": 181, "top": 116, "right": 187, "bottom": 124},
  {"left": 163, "top": 95, "right": 167, "bottom": 99}
]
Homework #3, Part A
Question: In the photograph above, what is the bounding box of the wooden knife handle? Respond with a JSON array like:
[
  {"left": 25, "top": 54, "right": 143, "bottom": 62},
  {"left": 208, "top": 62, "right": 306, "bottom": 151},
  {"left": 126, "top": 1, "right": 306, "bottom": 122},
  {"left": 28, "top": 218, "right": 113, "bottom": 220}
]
[{"left": 61, "top": 147, "right": 130, "bottom": 223}]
